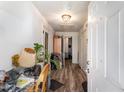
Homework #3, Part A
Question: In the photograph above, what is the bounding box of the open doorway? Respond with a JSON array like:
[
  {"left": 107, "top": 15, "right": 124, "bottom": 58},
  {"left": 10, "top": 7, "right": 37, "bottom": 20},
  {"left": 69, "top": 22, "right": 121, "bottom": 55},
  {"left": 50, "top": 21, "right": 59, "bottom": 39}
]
[
  {"left": 53, "top": 35, "right": 73, "bottom": 67},
  {"left": 68, "top": 37, "right": 72, "bottom": 60},
  {"left": 64, "top": 37, "right": 72, "bottom": 60},
  {"left": 64, "top": 37, "right": 72, "bottom": 62}
]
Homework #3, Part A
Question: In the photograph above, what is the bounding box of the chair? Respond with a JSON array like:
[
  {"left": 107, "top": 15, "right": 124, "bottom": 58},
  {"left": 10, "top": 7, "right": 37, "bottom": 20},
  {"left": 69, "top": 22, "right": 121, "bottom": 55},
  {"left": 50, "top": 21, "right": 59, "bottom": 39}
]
[
  {"left": 26, "top": 64, "right": 50, "bottom": 92},
  {"left": 35, "top": 63, "right": 50, "bottom": 92}
]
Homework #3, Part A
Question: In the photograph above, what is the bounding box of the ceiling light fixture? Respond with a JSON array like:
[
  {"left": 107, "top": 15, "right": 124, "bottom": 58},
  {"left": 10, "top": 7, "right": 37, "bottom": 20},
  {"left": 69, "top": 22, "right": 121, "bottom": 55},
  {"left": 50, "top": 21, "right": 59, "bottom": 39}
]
[{"left": 62, "top": 14, "right": 71, "bottom": 23}]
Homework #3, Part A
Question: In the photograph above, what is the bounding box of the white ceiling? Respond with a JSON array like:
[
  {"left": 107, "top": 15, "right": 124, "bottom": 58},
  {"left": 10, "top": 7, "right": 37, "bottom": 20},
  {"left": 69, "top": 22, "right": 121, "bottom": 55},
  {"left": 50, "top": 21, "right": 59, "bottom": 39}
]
[{"left": 33, "top": 1, "right": 89, "bottom": 32}]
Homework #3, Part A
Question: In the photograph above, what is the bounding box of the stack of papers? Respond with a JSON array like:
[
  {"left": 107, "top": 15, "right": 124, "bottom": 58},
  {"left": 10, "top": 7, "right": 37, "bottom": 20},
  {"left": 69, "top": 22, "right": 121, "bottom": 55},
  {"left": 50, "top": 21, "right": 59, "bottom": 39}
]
[{"left": 16, "top": 74, "right": 34, "bottom": 89}]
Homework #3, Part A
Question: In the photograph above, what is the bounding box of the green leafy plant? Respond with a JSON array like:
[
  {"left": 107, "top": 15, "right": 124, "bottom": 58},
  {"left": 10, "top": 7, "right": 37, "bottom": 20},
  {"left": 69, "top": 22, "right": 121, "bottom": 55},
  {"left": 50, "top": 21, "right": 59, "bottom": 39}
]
[
  {"left": 45, "top": 50, "right": 51, "bottom": 63},
  {"left": 34, "top": 43, "right": 44, "bottom": 53},
  {"left": 34, "top": 43, "right": 44, "bottom": 63},
  {"left": 51, "top": 59, "right": 60, "bottom": 69}
]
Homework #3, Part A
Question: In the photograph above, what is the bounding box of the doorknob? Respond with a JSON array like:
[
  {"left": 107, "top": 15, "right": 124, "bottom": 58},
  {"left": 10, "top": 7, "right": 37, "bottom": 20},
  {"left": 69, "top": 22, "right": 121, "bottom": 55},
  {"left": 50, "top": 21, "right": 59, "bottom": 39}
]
[{"left": 87, "top": 68, "right": 90, "bottom": 73}]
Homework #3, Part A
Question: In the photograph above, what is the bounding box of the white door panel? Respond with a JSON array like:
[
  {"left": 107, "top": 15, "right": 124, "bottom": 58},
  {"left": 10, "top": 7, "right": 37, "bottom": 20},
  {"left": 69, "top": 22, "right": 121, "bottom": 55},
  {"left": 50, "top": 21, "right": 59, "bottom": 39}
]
[
  {"left": 88, "top": 2, "right": 124, "bottom": 92},
  {"left": 119, "top": 8, "right": 124, "bottom": 89},
  {"left": 106, "top": 11, "right": 119, "bottom": 85}
]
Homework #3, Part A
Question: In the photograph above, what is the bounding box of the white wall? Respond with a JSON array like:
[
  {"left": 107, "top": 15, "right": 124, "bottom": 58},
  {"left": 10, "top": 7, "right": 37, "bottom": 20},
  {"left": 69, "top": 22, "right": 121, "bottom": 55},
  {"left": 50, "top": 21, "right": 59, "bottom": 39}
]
[
  {"left": 0, "top": 2, "right": 54, "bottom": 71},
  {"left": 55, "top": 32, "right": 79, "bottom": 64},
  {"left": 32, "top": 4, "right": 54, "bottom": 53}
]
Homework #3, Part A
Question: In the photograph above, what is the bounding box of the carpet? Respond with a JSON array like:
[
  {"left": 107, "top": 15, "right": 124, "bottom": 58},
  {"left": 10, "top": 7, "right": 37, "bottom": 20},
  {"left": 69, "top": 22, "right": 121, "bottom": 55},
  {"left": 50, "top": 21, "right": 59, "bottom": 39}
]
[{"left": 50, "top": 79, "right": 64, "bottom": 91}]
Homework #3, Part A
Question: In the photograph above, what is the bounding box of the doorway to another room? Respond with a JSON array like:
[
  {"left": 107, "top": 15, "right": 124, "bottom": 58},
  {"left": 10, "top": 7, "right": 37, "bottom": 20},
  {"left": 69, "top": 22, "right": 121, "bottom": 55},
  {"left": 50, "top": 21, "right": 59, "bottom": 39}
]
[
  {"left": 64, "top": 37, "right": 72, "bottom": 63},
  {"left": 53, "top": 35, "right": 73, "bottom": 67}
]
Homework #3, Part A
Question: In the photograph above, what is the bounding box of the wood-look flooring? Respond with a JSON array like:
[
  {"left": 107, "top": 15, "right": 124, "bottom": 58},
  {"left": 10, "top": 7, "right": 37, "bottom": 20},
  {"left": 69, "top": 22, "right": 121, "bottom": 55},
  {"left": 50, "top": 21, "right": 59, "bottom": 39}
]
[{"left": 49, "top": 60, "right": 87, "bottom": 92}]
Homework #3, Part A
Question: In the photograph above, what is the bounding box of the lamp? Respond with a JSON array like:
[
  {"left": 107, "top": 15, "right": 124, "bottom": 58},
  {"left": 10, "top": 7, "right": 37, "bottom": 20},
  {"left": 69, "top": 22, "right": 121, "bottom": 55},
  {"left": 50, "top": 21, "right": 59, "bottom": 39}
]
[
  {"left": 62, "top": 14, "right": 71, "bottom": 23},
  {"left": 18, "top": 48, "right": 36, "bottom": 76},
  {"left": 19, "top": 48, "right": 36, "bottom": 68}
]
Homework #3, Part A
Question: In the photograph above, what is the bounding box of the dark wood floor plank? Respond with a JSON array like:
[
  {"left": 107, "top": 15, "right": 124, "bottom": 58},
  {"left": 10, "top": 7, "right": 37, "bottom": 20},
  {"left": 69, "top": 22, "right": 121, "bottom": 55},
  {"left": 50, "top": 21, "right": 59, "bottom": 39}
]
[{"left": 49, "top": 59, "right": 87, "bottom": 92}]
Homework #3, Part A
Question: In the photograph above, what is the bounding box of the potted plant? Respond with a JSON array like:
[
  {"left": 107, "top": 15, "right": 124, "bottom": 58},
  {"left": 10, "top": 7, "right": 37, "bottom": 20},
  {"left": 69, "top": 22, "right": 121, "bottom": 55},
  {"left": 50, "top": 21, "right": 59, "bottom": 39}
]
[{"left": 33, "top": 43, "right": 44, "bottom": 63}]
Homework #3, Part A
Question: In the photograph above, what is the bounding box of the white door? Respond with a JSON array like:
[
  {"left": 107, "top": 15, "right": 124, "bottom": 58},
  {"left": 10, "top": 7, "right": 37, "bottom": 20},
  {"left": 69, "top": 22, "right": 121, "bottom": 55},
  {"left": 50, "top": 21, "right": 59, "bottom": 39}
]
[
  {"left": 87, "top": 3, "right": 98, "bottom": 91},
  {"left": 87, "top": 2, "right": 124, "bottom": 92}
]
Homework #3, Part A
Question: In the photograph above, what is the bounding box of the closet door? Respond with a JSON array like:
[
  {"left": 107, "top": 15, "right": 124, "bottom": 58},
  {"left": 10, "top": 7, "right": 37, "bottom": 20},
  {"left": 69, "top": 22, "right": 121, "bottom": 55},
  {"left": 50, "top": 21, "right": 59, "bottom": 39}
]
[
  {"left": 106, "top": 10, "right": 120, "bottom": 87},
  {"left": 119, "top": 9, "right": 124, "bottom": 89},
  {"left": 106, "top": 8, "right": 124, "bottom": 90},
  {"left": 88, "top": 2, "right": 124, "bottom": 91}
]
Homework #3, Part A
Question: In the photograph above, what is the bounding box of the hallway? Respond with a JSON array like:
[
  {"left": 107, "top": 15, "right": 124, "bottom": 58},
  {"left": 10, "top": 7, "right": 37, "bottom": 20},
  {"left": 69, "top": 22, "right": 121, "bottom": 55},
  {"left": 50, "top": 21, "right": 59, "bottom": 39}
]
[
  {"left": 50, "top": 60, "right": 87, "bottom": 92},
  {"left": 1, "top": 1, "right": 124, "bottom": 92}
]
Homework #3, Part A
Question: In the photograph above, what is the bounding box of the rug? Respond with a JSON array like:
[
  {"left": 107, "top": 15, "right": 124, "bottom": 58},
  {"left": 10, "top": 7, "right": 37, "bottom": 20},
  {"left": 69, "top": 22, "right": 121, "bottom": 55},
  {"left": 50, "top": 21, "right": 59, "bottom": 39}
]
[{"left": 50, "top": 79, "right": 64, "bottom": 91}]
